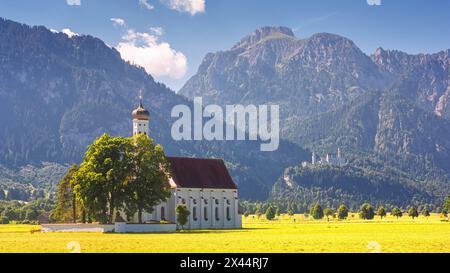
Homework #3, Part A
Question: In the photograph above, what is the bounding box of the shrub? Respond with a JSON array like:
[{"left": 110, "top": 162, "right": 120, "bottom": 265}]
[
  {"left": 310, "top": 203, "right": 324, "bottom": 220},
  {"left": 0, "top": 216, "right": 9, "bottom": 224},
  {"left": 175, "top": 205, "right": 190, "bottom": 229},
  {"left": 376, "top": 206, "right": 387, "bottom": 219},
  {"left": 359, "top": 203, "right": 375, "bottom": 220},
  {"left": 392, "top": 207, "right": 403, "bottom": 218},
  {"left": 337, "top": 205, "right": 348, "bottom": 220},
  {"left": 408, "top": 206, "right": 419, "bottom": 219},
  {"left": 324, "top": 208, "right": 334, "bottom": 221},
  {"left": 265, "top": 206, "right": 276, "bottom": 221}
]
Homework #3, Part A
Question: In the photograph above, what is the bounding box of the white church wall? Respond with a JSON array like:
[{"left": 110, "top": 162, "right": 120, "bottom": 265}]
[
  {"left": 116, "top": 186, "right": 241, "bottom": 230},
  {"left": 173, "top": 188, "right": 240, "bottom": 229}
]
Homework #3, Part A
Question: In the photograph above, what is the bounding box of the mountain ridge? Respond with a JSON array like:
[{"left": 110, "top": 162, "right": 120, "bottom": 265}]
[
  {"left": 180, "top": 26, "right": 450, "bottom": 205},
  {"left": 0, "top": 18, "right": 309, "bottom": 201}
]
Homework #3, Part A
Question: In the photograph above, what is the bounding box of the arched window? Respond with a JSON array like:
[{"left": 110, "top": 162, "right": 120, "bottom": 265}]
[
  {"left": 161, "top": 207, "right": 165, "bottom": 220},
  {"left": 193, "top": 207, "right": 197, "bottom": 221},
  {"left": 215, "top": 207, "right": 220, "bottom": 221},
  {"left": 204, "top": 207, "right": 208, "bottom": 221},
  {"left": 226, "top": 207, "right": 231, "bottom": 221}
]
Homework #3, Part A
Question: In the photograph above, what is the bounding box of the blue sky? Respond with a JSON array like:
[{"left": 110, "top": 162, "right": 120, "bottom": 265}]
[{"left": 1, "top": 0, "right": 449, "bottom": 90}]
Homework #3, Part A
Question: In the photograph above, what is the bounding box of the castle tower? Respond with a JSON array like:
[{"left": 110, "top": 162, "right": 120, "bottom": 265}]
[{"left": 132, "top": 93, "right": 150, "bottom": 136}]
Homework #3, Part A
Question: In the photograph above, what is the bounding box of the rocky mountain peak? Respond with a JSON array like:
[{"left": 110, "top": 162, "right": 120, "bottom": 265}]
[{"left": 232, "top": 26, "right": 295, "bottom": 49}]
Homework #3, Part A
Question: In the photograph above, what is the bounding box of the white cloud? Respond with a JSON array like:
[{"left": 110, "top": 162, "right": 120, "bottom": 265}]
[
  {"left": 66, "top": 0, "right": 81, "bottom": 6},
  {"left": 116, "top": 29, "right": 187, "bottom": 79},
  {"left": 149, "top": 27, "right": 164, "bottom": 36},
  {"left": 61, "top": 28, "right": 79, "bottom": 38},
  {"left": 367, "top": 0, "right": 382, "bottom": 6},
  {"left": 139, "top": 0, "right": 155, "bottom": 10},
  {"left": 159, "top": 0, "right": 205, "bottom": 15},
  {"left": 111, "top": 18, "right": 126, "bottom": 27}
]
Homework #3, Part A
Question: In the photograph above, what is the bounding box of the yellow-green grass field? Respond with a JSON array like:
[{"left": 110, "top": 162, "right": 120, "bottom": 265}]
[{"left": 0, "top": 214, "right": 449, "bottom": 253}]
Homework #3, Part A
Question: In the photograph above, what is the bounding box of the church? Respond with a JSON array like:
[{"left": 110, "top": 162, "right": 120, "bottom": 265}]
[{"left": 129, "top": 96, "right": 242, "bottom": 229}]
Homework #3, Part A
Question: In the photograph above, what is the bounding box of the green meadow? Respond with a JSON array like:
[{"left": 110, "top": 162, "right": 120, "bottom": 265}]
[{"left": 0, "top": 214, "right": 449, "bottom": 253}]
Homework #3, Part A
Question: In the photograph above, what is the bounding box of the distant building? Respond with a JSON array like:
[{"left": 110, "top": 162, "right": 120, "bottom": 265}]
[{"left": 303, "top": 148, "right": 345, "bottom": 167}]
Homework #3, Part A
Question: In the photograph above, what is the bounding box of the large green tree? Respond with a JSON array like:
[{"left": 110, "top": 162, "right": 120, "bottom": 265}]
[
  {"left": 124, "top": 134, "right": 171, "bottom": 223},
  {"left": 73, "top": 134, "right": 133, "bottom": 224},
  {"left": 54, "top": 164, "right": 83, "bottom": 223}
]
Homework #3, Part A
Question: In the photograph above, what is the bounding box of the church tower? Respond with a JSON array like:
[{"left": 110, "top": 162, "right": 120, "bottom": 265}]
[{"left": 132, "top": 93, "right": 150, "bottom": 136}]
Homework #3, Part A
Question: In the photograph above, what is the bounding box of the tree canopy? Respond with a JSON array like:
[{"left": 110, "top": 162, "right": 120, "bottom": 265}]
[
  {"left": 310, "top": 203, "right": 324, "bottom": 220},
  {"left": 66, "top": 133, "right": 170, "bottom": 224},
  {"left": 359, "top": 203, "right": 375, "bottom": 220}
]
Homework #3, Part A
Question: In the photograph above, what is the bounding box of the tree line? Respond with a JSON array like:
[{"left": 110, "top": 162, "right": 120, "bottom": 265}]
[
  {"left": 52, "top": 133, "right": 170, "bottom": 224},
  {"left": 270, "top": 164, "right": 440, "bottom": 211},
  {"left": 240, "top": 197, "right": 450, "bottom": 221}
]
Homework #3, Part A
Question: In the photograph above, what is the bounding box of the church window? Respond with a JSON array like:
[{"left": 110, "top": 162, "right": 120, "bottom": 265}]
[
  {"left": 204, "top": 207, "right": 208, "bottom": 221},
  {"left": 161, "top": 207, "right": 165, "bottom": 220},
  {"left": 215, "top": 199, "right": 219, "bottom": 205},
  {"left": 193, "top": 207, "right": 197, "bottom": 221},
  {"left": 226, "top": 199, "right": 230, "bottom": 205},
  {"left": 226, "top": 207, "right": 231, "bottom": 221},
  {"left": 215, "top": 207, "right": 220, "bottom": 221}
]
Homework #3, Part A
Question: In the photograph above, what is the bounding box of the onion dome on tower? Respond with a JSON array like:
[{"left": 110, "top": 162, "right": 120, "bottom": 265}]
[
  {"left": 132, "top": 95, "right": 150, "bottom": 121},
  {"left": 132, "top": 93, "right": 150, "bottom": 136}
]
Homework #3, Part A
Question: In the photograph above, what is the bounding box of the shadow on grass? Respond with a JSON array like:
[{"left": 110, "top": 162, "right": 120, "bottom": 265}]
[{"left": 105, "top": 227, "right": 266, "bottom": 235}]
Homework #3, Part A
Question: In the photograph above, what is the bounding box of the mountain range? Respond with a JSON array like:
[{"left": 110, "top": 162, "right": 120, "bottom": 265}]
[
  {"left": 1, "top": 19, "right": 449, "bottom": 207},
  {"left": 180, "top": 26, "right": 450, "bottom": 207},
  {"left": 0, "top": 18, "right": 308, "bottom": 201}
]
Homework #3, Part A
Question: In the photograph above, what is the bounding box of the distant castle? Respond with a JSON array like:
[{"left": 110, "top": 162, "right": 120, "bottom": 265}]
[{"left": 302, "top": 148, "right": 345, "bottom": 168}]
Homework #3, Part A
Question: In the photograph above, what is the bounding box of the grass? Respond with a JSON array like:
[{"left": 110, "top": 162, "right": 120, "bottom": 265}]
[{"left": 0, "top": 214, "right": 449, "bottom": 253}]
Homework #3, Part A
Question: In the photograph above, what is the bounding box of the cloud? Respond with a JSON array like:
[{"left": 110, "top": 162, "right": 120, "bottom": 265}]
[
  {"left": 159, "top": 0, "right": 205, "bottom": 15},
  {"left": 116, "top": 29, "right": 187, "bottom": 79},
  {"left": 111, "top": 18, "right": 126, "bottom": 27},
  {"left": 149, "top": 27, "right": 164, "bottom": 36},
  {"left": 139, "top": 0, "right": 155, "bottom": 10},
  {"left": 66, "top": 0, "right": 81, "bottom": 6},
  {"left": 367, "top": 0, "right": 382, "bottom": 6},
  {"left": 61, "top": 28, "right": 79, "bottom": 38}
]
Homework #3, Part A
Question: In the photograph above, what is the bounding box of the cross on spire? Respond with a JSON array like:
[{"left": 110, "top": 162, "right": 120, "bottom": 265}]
[{"left": 139, "top": 89, "right": 143, "bottom": 108}]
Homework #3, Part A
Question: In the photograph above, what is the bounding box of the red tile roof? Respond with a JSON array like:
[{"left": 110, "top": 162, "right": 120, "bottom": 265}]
[{"left": 166, "top": 157, "right": 237, "bottom": 190}]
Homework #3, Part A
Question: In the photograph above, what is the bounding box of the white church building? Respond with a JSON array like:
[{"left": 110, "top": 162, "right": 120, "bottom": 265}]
[{"left": 129, "top": 96, "right": 242, "bottom": 229}]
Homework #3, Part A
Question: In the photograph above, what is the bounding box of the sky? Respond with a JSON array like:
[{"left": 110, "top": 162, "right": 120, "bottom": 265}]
[{"left": 0, "top": 0, "right": 449, "bottom": 91}]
